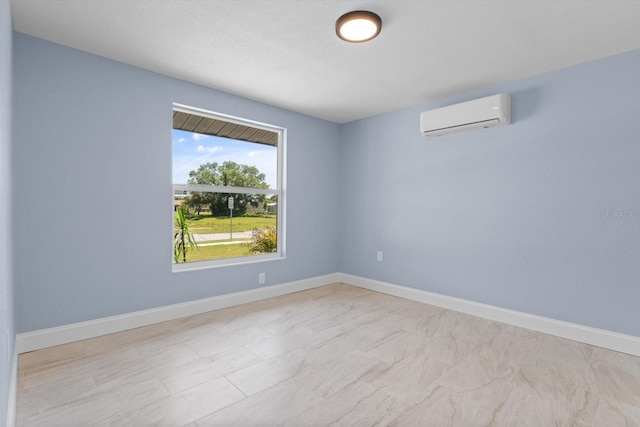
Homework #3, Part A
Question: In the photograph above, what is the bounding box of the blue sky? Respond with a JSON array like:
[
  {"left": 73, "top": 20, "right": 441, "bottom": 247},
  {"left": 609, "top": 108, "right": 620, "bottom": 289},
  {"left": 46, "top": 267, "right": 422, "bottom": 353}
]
[{"left": 172, "top": 129, "right": 278, "bottom": 188}]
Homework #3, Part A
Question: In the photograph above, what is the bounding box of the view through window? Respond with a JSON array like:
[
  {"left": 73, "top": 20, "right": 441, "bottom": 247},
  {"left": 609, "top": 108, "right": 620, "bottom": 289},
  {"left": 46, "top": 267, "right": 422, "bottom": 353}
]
[{"left": 172, "top": 105, "right": 284, "bottom": 269}]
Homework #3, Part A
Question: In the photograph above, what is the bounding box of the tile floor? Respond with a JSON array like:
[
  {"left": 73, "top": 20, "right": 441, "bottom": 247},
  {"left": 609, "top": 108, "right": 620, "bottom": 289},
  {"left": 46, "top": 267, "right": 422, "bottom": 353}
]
[{"left": 16, "top": 283, "right": 640, "bottom": 426}]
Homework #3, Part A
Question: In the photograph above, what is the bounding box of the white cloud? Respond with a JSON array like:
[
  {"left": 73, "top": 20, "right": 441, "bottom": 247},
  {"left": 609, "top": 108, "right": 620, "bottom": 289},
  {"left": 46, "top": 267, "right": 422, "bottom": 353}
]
[
  {"left": 196, "top": 145, "right": 223, "bottom": 154},
  {"left": 177, "top": 137, "right": 186, "bottom": 143},
  {"left": 192, "top": 133, "right": 208, "bottom": 141}
]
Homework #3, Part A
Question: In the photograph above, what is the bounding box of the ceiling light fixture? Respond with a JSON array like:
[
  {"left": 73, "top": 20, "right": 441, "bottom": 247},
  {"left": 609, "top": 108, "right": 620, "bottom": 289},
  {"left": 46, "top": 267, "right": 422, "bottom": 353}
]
[{"left": 335, "top": 10, "right": 382, "bottom": 43}]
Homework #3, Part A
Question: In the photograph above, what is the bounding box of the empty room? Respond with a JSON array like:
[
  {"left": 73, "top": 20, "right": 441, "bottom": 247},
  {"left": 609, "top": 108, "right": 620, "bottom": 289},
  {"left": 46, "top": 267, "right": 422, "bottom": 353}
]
[{"left": 1, "top": 0, "right": 640, "bottom": 425}]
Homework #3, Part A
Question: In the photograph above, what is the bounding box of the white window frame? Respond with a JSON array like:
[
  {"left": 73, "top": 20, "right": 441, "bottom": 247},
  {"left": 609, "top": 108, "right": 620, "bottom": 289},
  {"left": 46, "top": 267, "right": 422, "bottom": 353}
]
[{"left": 172, "top": 103, "right": 286, "bottom": 272}]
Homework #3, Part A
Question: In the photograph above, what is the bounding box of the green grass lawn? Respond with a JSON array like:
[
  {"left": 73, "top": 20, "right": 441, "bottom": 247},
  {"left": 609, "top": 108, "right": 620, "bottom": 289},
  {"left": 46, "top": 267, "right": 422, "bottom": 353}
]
[
  {"left": 173, "top": 213, "right": 277, "bottom": 263},
  {"left": 180, "top": 214, "right": 276, "bottom": 234},
  {"left": 184, "top": 243, "right": 249, "bottom": 262}
]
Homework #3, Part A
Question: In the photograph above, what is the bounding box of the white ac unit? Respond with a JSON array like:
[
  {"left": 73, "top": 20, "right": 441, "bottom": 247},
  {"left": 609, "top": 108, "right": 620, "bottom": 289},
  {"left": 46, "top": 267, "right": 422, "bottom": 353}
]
[{"left": 420, "top": 93, "right": 511, "bottom": 137}]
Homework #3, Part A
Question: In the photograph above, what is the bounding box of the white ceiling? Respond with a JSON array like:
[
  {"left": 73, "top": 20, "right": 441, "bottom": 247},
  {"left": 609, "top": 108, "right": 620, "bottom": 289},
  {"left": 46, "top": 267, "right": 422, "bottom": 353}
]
[{"left": 10, "top": 0, "right": 640, "bottom": 123}]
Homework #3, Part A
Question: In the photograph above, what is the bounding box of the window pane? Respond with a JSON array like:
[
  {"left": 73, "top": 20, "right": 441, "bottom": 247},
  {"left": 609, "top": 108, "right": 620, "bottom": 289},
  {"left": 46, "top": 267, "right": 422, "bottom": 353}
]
[
  {"left": 172, "top": 107, "right": 282, "bottom": 267},
  {"left": 172, "top": 198, "right": 278, "bottom": 263},
  {"left": 173, "top": 130, "right": 277, "bottom": 189}
]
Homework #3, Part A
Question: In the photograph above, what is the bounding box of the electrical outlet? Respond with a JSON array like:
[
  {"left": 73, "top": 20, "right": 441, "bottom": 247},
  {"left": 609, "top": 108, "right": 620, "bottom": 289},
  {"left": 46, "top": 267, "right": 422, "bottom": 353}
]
[
  {"left": 377, "top": 251, "right": 383, "bottom": 262},
  {"left": 259, "top": 272, "right": 266, "bottom": 284}
]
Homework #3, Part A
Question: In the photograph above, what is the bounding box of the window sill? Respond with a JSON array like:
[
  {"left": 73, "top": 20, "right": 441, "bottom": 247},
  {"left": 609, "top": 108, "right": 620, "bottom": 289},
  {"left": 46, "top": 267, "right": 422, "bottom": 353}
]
[{"left": 172, "top": 252, "right": 285, "bottom": 273}]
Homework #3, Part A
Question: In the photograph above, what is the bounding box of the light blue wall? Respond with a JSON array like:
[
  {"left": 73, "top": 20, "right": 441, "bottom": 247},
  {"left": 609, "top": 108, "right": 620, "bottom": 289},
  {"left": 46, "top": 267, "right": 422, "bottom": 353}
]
[
  {"left": 339, "top": 49, "right": 640, "bottom": 336},
  {"left": 0, "top": 0, "right": 15, "bottom": 422},
  {"left": 13, "top": 34, "right": 341, "bottom": 333},
  {"left": 11, "top": 32, "right": 640, "bottom": 340}
]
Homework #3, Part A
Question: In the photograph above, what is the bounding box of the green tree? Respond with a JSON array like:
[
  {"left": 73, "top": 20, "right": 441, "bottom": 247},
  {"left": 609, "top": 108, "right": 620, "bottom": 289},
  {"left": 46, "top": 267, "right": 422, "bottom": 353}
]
[
  {"left": 184, "top": 161, "right": 268, "bottom": 216},
  {"left": 174, "top": 205, "right": 197, "bottom": 263}
]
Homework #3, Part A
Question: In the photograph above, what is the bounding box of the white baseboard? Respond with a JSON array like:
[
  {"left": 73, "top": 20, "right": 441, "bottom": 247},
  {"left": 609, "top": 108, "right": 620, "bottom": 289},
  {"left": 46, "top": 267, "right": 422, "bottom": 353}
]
[
  {"left": 16, "top": 273, "right": 339, "bottom": 354},
  {"left": 15, "top": 271, "right": 640, "bottom": 358},
  {"left": 338, "top": 273, "right": 640, "bottom": 357},
  {"left": 6, "top": 346, "right": 17, "bottom": 427}
]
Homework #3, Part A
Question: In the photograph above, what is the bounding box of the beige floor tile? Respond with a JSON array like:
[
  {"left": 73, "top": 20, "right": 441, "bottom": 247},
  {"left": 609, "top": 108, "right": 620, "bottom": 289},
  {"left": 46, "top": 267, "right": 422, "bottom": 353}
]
[
  {"left": 159, "top": 347, "right": 261, "bottom": 394},
  {"left": 396, "top": 303, "right": 446, "bottom": 336},
  {"left": 194, "top": 379, "right": 323, "bottom": 426},
  {"left": 258, "top": 287, "right": 398, "bottom": 337},
  {"left": 92, "top": 342, "right": 200, "bottom": 387},
  {"left": 383, "top": 377, "right": 516, "bottom": 426},
  {"left": 16, "top": 283, "right": 640, "bottom": 426},
  {"left": 22, "top": 377, "right": 169, "bottom": 426},
  {"left": 432, "top": 327, "right": 540, "bottom": 395},
  {"left": 81, "top": 321, "right": 178, "bottom": 357},
  {"left": 565, "top": 350, "right": 640, "bottom": 425},
  {"left": 566, "top": 382, "right": 640, "bottom": 426},
  {"left": 224, "top": 349, "right": 311, "bottom": 396},
  {"left": 186, "top": 325, "right": 273, "bottom": 358},
  {"left": 535, "top": 334, "right": 595, "bottom": 370},
  {"left": 19, "top": 340, "right": 85, "bottom": 372},
  {"left": 364, "top": 329, "right": 432, "bottom": 364},
  {"left": 19, "top": 346, "right": 140, "bottom": 391},
  {"left": 364, "top": 352, "right": 451, "bottom": 405},
  {"left": 296, "top": 350, "right": 387, "bottom": 398},
  {"left": 243, "top": 326, "right": 317, "bottom": 359},
  {"left": 497, "top": 357, "right": 584, "bottom": 423},
  {"left": 109, "top": 376, "right": 245, "bottom": 426},
  {"left": 354, "top": 311, "right": 410, "bottom": 341},
  {"left": 284, "top": 381, "right": 402, "bottom": 427},
  {"left": 17, "top": 374, "right": 96, "bottom": 422}
]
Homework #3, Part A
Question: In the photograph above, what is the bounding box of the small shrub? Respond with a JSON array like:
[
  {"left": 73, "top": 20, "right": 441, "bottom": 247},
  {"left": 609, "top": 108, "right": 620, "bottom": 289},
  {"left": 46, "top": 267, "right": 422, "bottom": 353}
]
[{"left": 245, "top": 227, "right": 277, "bottom": 254}]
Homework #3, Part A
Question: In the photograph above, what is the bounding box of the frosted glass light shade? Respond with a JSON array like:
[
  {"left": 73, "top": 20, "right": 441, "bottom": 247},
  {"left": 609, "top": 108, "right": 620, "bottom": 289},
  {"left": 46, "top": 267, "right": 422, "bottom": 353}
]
[{"left": 336, "top": 11, "right": 382, "bottom": 43}]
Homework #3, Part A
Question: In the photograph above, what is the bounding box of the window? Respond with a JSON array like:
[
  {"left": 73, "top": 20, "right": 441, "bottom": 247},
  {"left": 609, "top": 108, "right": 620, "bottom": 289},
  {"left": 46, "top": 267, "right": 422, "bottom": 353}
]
[{"left": 172, "top": 104, "right": 285, "bottom": 271}]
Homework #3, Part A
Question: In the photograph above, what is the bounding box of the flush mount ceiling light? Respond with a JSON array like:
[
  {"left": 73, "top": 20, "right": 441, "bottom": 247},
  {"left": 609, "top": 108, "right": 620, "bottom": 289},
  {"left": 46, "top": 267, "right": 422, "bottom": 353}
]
[{"left": 335, "top": 10, "right": 382, "bottom": 43}]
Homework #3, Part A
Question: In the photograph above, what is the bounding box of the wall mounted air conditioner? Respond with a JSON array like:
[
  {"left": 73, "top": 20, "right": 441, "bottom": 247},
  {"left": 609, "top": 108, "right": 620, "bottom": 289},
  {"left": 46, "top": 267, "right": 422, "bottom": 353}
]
[{"left": 420, "top": 93, "right": 511, "bottom": 137}]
